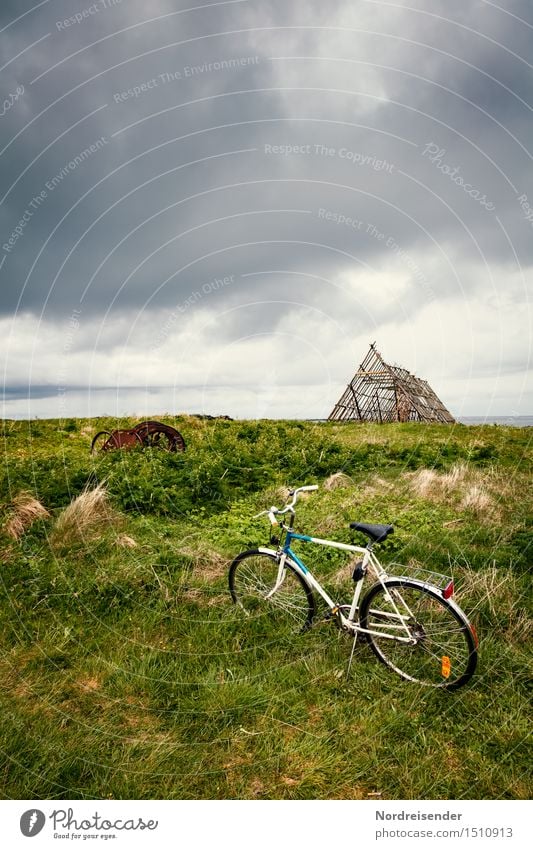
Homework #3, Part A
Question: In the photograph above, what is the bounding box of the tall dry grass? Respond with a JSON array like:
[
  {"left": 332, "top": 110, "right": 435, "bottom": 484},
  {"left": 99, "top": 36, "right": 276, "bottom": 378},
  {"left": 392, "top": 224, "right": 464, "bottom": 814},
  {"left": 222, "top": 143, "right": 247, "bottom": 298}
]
[
  {"left": 408, "top": 462, "right": 469, "bottom": 497},
  {"left": 458, "top": 561, "right": 532, "bottom": 643},
  {"left": 460, "top": 485, "right": 494, "bottom": 515},
  {"left": 407, "top": 462, "right": 496, "bottom": 517},
  {"left": 324, "top": 472, "right": 353, "bottom": 491},
  {"left": 4, "top": 491, "right": 50, "bottom": 540},
  {"left": 52, "top": 484, "right": 118, "bottom": 547}
]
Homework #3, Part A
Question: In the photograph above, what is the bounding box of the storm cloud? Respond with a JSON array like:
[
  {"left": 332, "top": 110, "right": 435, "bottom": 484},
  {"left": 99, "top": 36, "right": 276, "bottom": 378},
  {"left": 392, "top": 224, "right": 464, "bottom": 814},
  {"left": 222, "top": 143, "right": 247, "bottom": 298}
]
[{"left": 1, "top": 0, "right": 531, "bottom": 418}]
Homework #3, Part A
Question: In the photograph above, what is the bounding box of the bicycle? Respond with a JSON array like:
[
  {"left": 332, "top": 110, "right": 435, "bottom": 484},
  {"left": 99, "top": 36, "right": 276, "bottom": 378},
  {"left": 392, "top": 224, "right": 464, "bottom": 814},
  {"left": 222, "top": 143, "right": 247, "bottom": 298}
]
[{"left": 229, "top": 485, "right": 478, "bottom": 689}]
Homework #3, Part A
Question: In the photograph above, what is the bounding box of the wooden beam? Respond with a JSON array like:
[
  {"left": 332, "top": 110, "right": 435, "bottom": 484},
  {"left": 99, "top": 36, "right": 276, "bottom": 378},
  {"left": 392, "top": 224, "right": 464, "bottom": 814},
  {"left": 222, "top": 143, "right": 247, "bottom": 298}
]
[{"left": 328, "top": 342, "right": 455, "bottom": 423}]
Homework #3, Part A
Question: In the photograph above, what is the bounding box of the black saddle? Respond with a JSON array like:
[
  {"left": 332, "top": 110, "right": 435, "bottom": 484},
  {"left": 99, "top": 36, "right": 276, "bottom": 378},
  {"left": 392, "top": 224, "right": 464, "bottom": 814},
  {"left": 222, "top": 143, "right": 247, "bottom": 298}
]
[{"left": 349, "top": 522, "right": 394, "bottom": 543}]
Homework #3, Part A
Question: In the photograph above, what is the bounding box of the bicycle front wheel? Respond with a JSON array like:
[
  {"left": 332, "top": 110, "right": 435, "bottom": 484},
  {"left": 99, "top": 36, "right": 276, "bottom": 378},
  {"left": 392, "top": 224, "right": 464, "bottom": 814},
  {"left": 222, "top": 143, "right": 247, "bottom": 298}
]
[
  {"left": 360, "top": 579, "right": 478, "bottom": 689},
  {"left": 229, "top": 550, "right": 315, "bottom": 633}
]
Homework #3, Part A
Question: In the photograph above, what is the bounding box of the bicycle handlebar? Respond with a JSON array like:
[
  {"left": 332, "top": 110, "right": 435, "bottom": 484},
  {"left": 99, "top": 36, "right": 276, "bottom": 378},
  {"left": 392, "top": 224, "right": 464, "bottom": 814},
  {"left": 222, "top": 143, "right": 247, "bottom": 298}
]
[{"left": 254, "top": 484, "right": 319, "bottom": 522}]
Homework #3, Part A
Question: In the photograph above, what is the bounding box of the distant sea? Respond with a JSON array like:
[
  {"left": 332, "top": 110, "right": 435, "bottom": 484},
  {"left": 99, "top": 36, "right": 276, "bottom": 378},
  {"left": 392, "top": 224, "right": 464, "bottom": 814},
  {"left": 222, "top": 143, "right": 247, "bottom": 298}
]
[
  {"left": 457, "top": 416, "right": 533, "bottom": 427},
  {"left": 310, "top": 416, "right": 533, "bottom": 426}
]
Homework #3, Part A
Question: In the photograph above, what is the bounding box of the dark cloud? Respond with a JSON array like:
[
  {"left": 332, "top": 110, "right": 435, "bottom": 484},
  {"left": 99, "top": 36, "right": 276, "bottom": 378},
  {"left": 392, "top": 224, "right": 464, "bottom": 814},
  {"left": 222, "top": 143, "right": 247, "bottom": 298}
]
[{"left": 1, "top": 0, "right": 531, "bottom": 416}]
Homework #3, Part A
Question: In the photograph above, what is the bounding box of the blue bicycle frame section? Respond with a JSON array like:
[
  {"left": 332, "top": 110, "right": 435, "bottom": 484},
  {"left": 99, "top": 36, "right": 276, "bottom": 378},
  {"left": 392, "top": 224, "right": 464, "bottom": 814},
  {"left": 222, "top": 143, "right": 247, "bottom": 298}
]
[
  {"left": 280, "top": 529, "right": 372, "bottom": 618},
  {"left": 283, "top": 531, "right": 313, "bottom": 574}
]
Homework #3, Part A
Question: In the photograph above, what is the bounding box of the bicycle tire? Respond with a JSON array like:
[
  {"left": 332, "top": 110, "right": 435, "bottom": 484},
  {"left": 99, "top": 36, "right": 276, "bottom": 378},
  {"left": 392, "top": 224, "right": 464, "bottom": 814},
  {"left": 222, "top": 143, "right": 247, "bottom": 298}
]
[
  {"left": 229, "top": 550, "right": 316, "bottom": 633},
  {"left": 360, "top": 578, "right": 478, "bottom": 689}
]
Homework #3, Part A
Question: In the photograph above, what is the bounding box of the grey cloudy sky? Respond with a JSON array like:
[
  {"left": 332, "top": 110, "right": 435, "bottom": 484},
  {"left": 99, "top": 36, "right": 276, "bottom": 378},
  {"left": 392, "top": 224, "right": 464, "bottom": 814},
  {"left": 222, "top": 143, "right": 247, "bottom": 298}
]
[{"left": 1, "top": 0, "right": 531, "bottom": 419}]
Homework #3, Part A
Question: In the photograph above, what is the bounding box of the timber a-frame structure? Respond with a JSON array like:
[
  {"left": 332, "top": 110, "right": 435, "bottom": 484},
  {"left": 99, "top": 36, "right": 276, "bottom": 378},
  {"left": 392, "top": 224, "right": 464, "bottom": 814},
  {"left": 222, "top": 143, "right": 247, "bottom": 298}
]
[{"left": 328, "top": 343, "right": 455, "bottom": 423}]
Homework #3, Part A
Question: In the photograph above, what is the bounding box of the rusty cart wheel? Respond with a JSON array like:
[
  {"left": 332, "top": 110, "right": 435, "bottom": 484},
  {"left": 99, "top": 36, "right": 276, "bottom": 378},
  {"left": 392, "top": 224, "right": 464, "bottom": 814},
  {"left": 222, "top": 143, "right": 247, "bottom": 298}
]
[
  {"left": 91, "top": 429, "right": 144, "bottom": 453},
  {"left": 133, "top": 421, "right": 186, "bottom": 452},
  {"left": 91, "top": 430, "right": 115, "bottom": 454}
]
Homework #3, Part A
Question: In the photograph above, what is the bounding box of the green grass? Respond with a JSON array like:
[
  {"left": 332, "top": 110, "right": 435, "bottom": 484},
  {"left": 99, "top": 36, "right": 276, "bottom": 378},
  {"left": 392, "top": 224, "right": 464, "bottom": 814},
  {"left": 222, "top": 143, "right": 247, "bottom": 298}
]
[{"left": 0, "top": 416, "right": 531, "bottom": 799}]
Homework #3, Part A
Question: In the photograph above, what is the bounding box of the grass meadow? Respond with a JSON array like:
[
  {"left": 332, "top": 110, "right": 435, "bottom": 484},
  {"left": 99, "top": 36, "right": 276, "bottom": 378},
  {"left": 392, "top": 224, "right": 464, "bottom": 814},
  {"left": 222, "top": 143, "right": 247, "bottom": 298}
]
[{"left": 0, "top": 416, "right": 531, "bottom": 799}]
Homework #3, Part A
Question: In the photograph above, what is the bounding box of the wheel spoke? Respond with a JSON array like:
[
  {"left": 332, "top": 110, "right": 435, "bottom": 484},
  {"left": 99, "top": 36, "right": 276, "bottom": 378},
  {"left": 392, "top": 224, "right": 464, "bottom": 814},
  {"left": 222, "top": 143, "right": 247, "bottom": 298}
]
[
  {"left": 361, "top": 580, "right": 477, "bottom": 688},
  {"left": 229, "top": 552, "right": 314, "bottom": 633}
]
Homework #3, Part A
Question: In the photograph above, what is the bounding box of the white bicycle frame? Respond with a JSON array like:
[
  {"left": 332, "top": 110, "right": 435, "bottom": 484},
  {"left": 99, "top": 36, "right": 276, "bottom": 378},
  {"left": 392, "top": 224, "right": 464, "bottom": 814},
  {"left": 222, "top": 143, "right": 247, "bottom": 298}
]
[{"left": 258, "top": 532, "right": 416, "bottom": 644}]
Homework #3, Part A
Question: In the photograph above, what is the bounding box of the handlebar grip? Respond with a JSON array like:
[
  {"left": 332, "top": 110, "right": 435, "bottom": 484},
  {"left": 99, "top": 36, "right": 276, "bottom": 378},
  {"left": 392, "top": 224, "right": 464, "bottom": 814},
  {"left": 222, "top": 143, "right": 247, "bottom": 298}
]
[{"left": 300, "top": 485, "right": 318, "bottom": 492}]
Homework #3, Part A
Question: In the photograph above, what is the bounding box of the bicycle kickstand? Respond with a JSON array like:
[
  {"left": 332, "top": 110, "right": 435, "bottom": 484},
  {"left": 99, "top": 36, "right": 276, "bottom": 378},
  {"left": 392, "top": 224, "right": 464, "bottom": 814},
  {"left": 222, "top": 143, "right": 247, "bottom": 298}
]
[{"left": 345, "top": 630, "right": 359, "bottom": 682}]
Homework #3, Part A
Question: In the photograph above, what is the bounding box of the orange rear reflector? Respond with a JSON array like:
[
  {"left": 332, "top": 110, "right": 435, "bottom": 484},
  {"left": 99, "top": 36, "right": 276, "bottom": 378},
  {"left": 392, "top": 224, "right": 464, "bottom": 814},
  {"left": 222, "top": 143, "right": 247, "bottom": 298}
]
[{"left": 441, "top": 656, "right": 451, "bottom": 678}]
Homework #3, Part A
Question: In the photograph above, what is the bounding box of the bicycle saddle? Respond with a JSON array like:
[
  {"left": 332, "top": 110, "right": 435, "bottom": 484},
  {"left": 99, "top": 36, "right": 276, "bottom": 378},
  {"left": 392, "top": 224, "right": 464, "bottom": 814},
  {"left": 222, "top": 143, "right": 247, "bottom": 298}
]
[{"left": 349, "top": 522, "right": 394, "bottom": 542}]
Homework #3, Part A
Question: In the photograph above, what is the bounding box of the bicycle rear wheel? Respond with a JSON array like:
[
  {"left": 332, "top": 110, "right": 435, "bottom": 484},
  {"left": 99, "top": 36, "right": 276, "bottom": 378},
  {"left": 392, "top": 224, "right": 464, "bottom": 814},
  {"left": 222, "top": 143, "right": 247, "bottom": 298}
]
[
  {"left": 229, "top": 550, "right": 315, "bottom": 634},
  {"left": 360, "top": 579, "right": 477, "bottom": 689}
]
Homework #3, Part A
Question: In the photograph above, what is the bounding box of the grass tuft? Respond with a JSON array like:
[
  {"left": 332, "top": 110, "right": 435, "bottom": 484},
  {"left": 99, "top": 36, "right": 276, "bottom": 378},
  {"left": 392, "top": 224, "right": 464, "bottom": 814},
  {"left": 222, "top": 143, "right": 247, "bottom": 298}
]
[
  {"left": 115, "top": 534, "right": 138, "bottom": 548},
  {"left": 408, "top": 462, "right": 469, "bottom": 498},
  {"left": 407, "top": 463, "right": 495, "bottom": 516},
  {"left": 460, "top": 485, "right": 494, "bottom": 516},
  {"left": 324, "top": 472, "right": 353, "bottom": 490},
  {"left": 52, "top": 484, "right": 118, "bottom": 547},
  {"left": 4, "top": 491, "right": 50, "bottom": 539}
]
